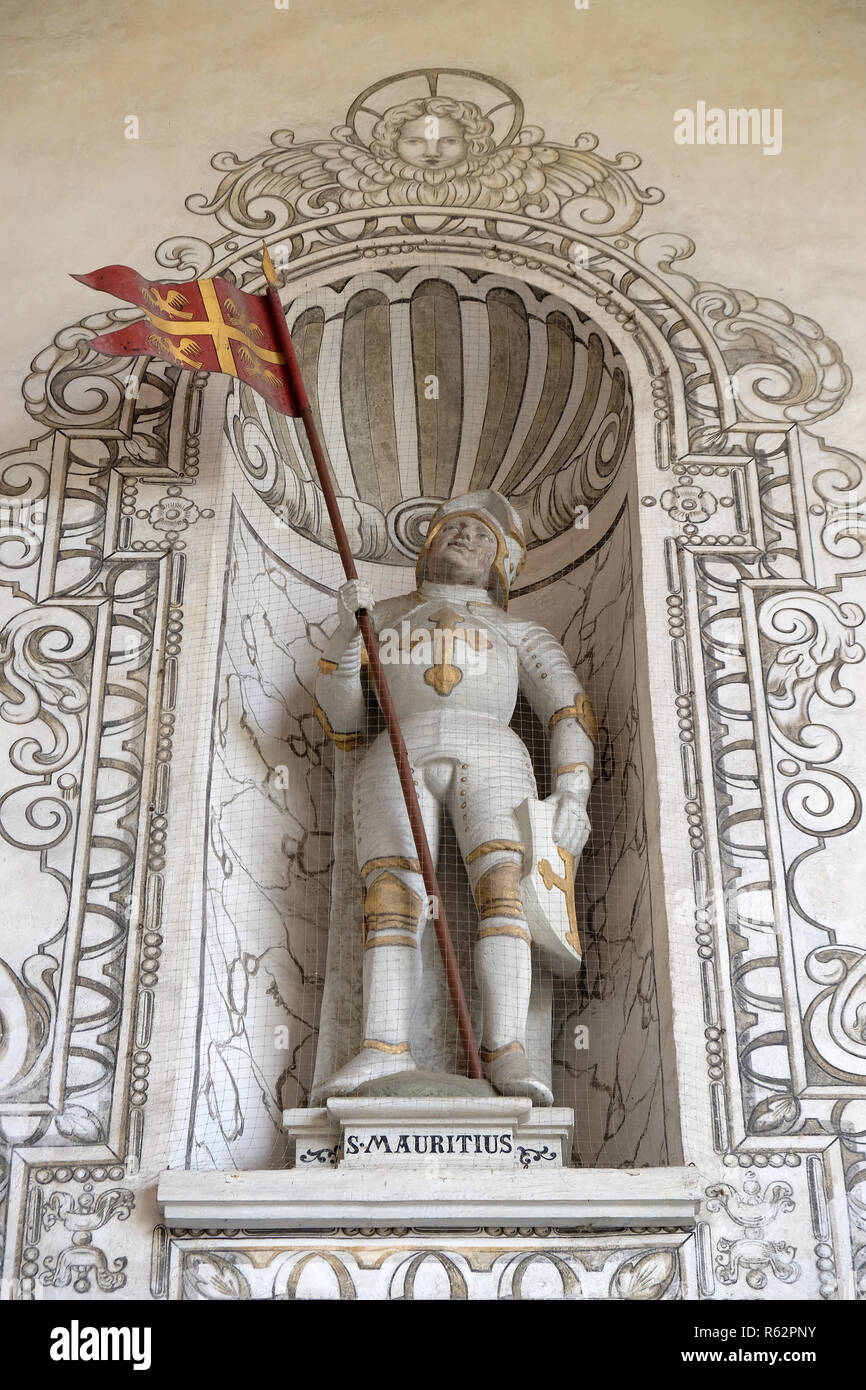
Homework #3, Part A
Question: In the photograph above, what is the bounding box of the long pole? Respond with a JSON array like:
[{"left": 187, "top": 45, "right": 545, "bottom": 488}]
[{"left": 261, "top": 249, "right": 482, "bottom": 1080}]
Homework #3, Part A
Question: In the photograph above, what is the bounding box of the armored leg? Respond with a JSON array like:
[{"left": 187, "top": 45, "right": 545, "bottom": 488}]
[
  {"left": 310, "top": 742, "right": 439, "bottom": 1101},
  {"left": 464, "top": 847, "right": 554, "bottom": 1106},
  {"left": 449, "top": 727, "right": 552, "bottom": 1104}
]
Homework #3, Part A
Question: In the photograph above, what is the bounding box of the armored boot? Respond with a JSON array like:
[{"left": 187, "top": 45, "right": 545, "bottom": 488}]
[
  {"left": 311, "top": 869, "right": 422, "bottom": 1102},
  {"left": 472, "top": 859, "right": 554, "bottom": 1106}
]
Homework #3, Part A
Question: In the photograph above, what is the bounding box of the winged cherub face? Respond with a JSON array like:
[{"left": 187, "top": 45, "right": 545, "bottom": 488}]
[
  {"left": 425, "top": 515, "right": 498, "bottom": 586},
  {"left": 395, "top": 116, "right": 469, "bottom": 170}
]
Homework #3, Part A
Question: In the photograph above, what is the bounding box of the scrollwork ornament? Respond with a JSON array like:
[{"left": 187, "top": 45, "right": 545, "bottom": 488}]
[
  {"left": 804, "top": 947, "right": 866, "bottom": 1080},
  {"left": 153, "top": 235, "right": 216, "bottom": 278},
  {"left": 23, "top": 314, "right": 139, "bottom": 429},
  {"left": 185, "top": 72, "right": 662, "bottom": 240},
  {"left": 38, "top": 1183, "right": 134, "bottom": 1295},
  {"left": 0, "top": 950, "right": 57, "bottom": 1098},
  {"left": 812, "top": 442, "right": 866, "bottom": 561},
  {"left": 693, "top": 287, "right": 851, "bottom": 425},
  {"left": 758, "top": 590, "right": 865, "bottom": 762},
  {"left": 0, "top": 607, "right": 93, "bottom": 776},
  {"left": 705, "top": 1172, "right": 801, "bottom": 1291}
]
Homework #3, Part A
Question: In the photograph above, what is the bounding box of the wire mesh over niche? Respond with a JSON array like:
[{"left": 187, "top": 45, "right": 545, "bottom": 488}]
[{"left": 186, "top": 268, "right": 674, "bottom": 1172}]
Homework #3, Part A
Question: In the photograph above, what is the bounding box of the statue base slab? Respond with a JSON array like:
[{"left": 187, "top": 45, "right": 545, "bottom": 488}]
[
  {"left": 157, "top": 1162, "right": 699, "bottom": 1232},
  {"left": 158, "top": 1100, "right": 699, "bottom": 1234},
  {"left": 284, "top": 1096, "right": 572, "bottom": 1170}
]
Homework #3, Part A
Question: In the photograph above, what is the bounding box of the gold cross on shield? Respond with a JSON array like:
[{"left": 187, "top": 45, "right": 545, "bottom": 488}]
[{"left": 538, "top": 846, "right": 582, "bottom": 956}]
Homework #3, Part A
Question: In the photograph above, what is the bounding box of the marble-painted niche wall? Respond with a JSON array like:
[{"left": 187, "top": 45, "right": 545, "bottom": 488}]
[{"left": 190, "top": 267, "right": 671, "bottom": 1171}]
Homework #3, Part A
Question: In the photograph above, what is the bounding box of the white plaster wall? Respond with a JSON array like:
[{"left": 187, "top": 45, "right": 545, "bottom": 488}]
[{"left": 2, "top": 0, "right": 864, "bottom": 448}]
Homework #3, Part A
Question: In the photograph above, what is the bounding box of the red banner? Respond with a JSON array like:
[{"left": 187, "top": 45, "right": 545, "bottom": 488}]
[{"left": 73, "top": 265, "right": 306, "bottom": 416}]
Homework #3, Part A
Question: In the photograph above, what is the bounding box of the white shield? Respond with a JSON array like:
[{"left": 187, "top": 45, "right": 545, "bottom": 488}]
[{"left": 515, "top": 796, "right": 583, "bottom": 975}]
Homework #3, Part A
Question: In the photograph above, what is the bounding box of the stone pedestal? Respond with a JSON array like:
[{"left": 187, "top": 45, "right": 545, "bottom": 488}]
[
  {"left": 284, "top": 1097, "right": 573, "bottom": 1171},
  {"left": 156, "top": 1099, "right": 701, "bottom": 1297},
  {"left": 157, "top": 1098, "right": 700, "bottom": 1234}
]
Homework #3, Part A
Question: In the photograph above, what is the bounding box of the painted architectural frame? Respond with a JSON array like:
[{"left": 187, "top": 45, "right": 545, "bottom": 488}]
[{"left": 1, "top": 69, "right": 864, "bottom": 1302}]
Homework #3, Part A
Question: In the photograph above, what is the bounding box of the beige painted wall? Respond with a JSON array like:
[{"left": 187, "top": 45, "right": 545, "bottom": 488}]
[{"left": 2, "top": 0, "right": 864, "bottom": 453}]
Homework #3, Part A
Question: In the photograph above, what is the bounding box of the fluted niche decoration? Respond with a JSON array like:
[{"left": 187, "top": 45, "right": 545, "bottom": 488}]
[{"left": 225, "top": 266, "right": 632, "bottom": 562}]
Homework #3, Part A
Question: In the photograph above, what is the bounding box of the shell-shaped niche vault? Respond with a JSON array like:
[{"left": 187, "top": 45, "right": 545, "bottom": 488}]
[
  {"left": 226, "top": 265, "right": 633, "bottom": 557},
  {"left": 190, "top": 264, "right": 675, "bottom": 1174}
]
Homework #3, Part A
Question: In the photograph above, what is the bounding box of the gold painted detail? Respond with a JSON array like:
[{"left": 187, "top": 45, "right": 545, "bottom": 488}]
[
  {"left": 474, "top": 862, "right": 524, "bottom": 921},
  {"left": 148, "top": 277, "right": 285, "bottom": 373},
  {"left": 222, "top": 293, "right": 266, "bottom": 340},
  {"left": 313, "top": 700, "right": 366, "bottom": 751},
  {"left": 415, "top": 511, "right": 518, "bottom": 608},
  {"left": 538, "top": 847, "right": 582, "bottom": 956},
  {"left": 466, "top": 839, "right": 524, "bottom": 864},
  {"left": 364, "top": 935, "right": 418, "bottom": 949},
  {"left": 363, "top": 871, "right": 423, "bottom": 943},
  {"left": 548, "top": 692, "right": 598, "bottom": 743},
  {"left": 361, "top": 1039, "right": 411, "bottom": 1054},
  {"left": 555, "top": 761, "right": 593, "bottom": 781},
  {"left": 477, "top": 924, "right": 532, "bottom": 945},
  {"left": 317, "top": 651, "right": 369, "bottom": 674},
  {"left": 409, "top": 606, "right": 492, "bottom": 697},
  {"left": 480, "top": 1041, "right": 525, "bottom": 1063},
  {"left": 147, "top": 333, "right": 202, "bottom": 368},
  {"left": 144, "top": 285, "right": 193, "bottom": 320},
  {"left": 234, "top": 341, "right": 282, "bottom": 391},
  {"left": 361, "top": 856, "right": 421, "bottom": 878}
]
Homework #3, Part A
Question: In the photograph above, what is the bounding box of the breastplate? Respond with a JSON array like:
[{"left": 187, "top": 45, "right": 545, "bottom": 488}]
[{"left": 375, "top": 598, "right": 518, "bottom": 722}]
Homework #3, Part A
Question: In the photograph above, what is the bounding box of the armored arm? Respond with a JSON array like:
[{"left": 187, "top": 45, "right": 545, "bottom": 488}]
[
  {"left": 516, "top": 623, "right": 595, "bottom": 853},
  {"left": 314, "top": 580, "right": 372, "bottom": 750}
]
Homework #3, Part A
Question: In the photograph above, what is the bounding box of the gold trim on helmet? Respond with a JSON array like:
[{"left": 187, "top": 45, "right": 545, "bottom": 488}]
[{"left": 415, "top": 509, "right": 523, "bottom": 609}]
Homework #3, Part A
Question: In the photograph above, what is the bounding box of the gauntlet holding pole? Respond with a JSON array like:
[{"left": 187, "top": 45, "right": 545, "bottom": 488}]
[{"left": 262, "top": 249, "right": 483, "bottom": 1081}]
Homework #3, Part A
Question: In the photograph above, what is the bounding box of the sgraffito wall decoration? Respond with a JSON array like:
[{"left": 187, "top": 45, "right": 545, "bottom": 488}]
[{"left": 0, "top": 69, "right": 864, "bottom": 1301}]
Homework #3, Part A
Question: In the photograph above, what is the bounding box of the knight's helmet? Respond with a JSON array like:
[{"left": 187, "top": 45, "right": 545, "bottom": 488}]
[{"left": 415, "top": 490, "right": 526, "bottom": 608}]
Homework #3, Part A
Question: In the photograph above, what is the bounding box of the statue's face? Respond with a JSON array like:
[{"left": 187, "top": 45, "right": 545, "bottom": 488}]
[
  {"left": 395, "top": 116, "right": 469, "bottom": 169},
  {"left": 425, "top": 515, "right": 498, "bottom": 586}
]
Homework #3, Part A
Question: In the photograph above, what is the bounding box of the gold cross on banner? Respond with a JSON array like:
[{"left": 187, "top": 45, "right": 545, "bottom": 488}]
[{"left": 143, "top": 280, "right": 285, "bottom": 375}]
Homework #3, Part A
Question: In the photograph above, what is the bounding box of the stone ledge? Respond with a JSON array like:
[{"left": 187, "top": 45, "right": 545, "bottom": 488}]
[{"left": 156, "top": 1166, "right": 700, "bottom": 1231}]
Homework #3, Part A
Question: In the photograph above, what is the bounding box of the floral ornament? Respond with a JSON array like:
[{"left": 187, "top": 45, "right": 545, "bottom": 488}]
[
  {"left": 182, "top": 1252, "right": 252, "bottom": 1300},
  {"left": 660, "top": 483, "right": 718, "bottom": 524},
  {"left": 611, "top": 1249, "right": 678, "bottom": 1300},
  {"left": 705, "top": 1171, "right": 800, "bottom": 1291},
  {"left": 136, "top": 484, "right": 214, "bottom": 545},
  {"left": 41, "top": 1184, "right": 134, "bottom": 1295}
]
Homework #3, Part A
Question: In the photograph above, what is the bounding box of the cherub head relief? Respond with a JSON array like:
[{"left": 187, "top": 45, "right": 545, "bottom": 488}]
[
  {"left": 376, "top": 97, "right": 491, "bottom": 175},
  {"left": 329, "top": 96, "right": 555, "bottom": 212}
]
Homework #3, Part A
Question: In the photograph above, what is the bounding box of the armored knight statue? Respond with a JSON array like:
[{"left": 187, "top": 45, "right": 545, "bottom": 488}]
[{"left": 312, "top": 490, "right": 596, "bottom": 1106}]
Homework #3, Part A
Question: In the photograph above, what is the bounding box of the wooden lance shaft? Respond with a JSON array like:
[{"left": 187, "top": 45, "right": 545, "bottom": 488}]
[{"left": 262, "top": 249, "right": 483, "bottom": 1080}]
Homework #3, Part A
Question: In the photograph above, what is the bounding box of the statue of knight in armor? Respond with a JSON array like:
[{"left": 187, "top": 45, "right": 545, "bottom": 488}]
[{"left": 311, "top": 490, "right": 595, "bottom": 1105}]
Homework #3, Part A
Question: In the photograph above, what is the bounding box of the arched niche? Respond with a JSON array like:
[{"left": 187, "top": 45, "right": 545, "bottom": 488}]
[{"left": 217, "top": 260, "right": 674, "bottom": 1170}]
